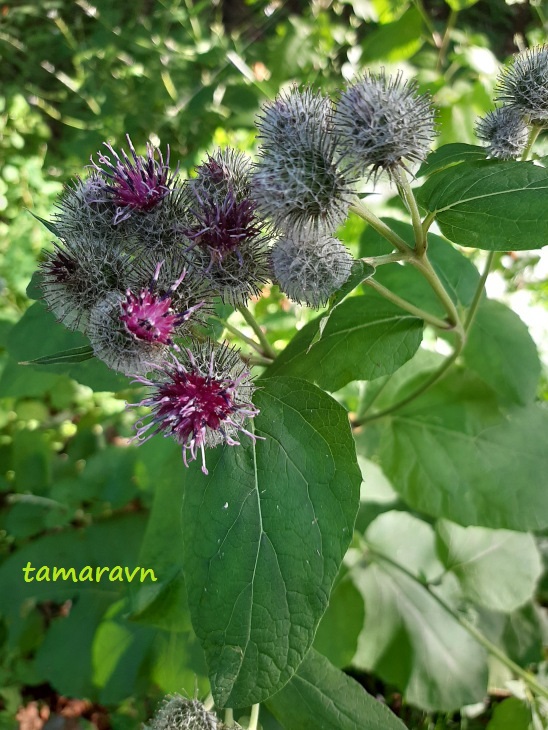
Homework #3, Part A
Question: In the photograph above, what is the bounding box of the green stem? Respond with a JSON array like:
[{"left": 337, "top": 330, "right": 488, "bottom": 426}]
[
  {"left": 357, "top": 339, "right": 463, "bottom": 424},
  {"left": 422, "top": 211, "right": 436, "bottom": 236},
  {"left": 203, "top": 693, "right": 214, "bottom": 712},
  {"left": 364, "top": 278, "right": 451, "bottom": 330},
  {"left": 354, "top": 376, "right": 393, "bottom": 423},
  {"left": 237, "top": 306, "right": 277, "bottom": 360},
  {"left": 224, "top": 708, "right": 235, "bottom": 727},
  {"left": 350, "top": 199, "right": 413, "bottom": 255},
  {"left": 437, "top": 8, "right": 458, "bottom": 71},
  {"left": 464, "top": 251, "right": 495, "bottom": 333},
  {"left": 394, "top": 168, "right": 426, "bottom": 255},
  {"left": 247, "top": 354, "right": 273, "bottom": 367},
  {"left": 412, "top": 0, "right": 441, "bottom": 46},
  {"left": 248, "top": 704, "right": 260, "bottom": 730},
  {"left": 522, "top": 126, "right": 541, "bottom": 161},
  {"left": 366, "top": 548, "right": 548, "bottom": 703},
  {"left": 412, "top": 255, "right": 460, "bottom": 328},
  {"left": 361, "top": 252, "right": 406, "bottom": 267},
  {"left": 212, "top": 317, "right": 266, "bottom": 355}
]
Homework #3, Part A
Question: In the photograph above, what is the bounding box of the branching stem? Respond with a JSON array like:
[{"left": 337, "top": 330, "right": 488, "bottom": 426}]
[
  {"left": 237, "top": 306, "right": 277, "bottom": 360},
  {"left": 464, "top": 251, "right": 495, "bottom": 333},
  {"left": 350, "top": 198, "right": 413, "bottom": 255},
  {"left": 224, "top": 708, "right": 235, "bottom": 727},
  {"left": 364, "top": 278, "right": 451, "bottom": 330},
  {"left": 394, "top": 168, "right": 426, "bottom": 255},
  {"left": 203, "top": 693, "right": 214, "bottom": 711},
  {"left": 364, "top": 547, "right": 548, "bottom": 703}
]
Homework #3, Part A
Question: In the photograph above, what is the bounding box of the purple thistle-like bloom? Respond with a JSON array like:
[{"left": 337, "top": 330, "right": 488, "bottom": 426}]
[
  {"left": 91, "top": 134, "right": 178, "bottom": 224},
  {"left": 129, "top": 343, "right": 261, "bottom": 475},
  {"left": 184, "top": 190, "right": 262, "bottom": 267},
  {"left": 88, "top": 262, "right": 205, "bottom": 375},
  {"left": 120, "top": 263, "right": 202, "bottom": 346}
]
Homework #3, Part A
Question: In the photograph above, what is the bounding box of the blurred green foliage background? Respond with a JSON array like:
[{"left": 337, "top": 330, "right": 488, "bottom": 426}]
[{"left": 1, "top": 1, "right": 547, "bottom": 728}]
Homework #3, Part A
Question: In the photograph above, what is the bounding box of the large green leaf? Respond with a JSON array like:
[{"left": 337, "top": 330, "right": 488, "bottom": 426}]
[
  {"left": 416, "top": 160, "right": 548, "bottom": 250},
  {"left": 266, "top": 648, "right": 407, "bottom": 730},
  {"left": 375, "top": 368, "right": 548, "bottom": 530},
  {"left": 354, "top": 511, "right": 488, "bottom": 712},
  {"left": 265, "top": 293, "right": 423, "bottom": 391},
  {"left": 181, "top": 376, "right": 361, "bottom": 708},
  {"left": 463, "top": 299, "right": 541, "bottom": 405},
  {"left": 436, "top": 520, "right": 542, "bottom": 612},
  {"left": 128, "top": 438, "right": 192, "bottom": 633}
]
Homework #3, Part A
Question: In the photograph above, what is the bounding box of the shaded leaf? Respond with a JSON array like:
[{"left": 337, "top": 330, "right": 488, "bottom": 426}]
[
  {"left": 463, "top": 299, "right": 541, "bottom": 405},
  {"left": 266, "top": 648, "right": 407, "bottom": 730},
  {"left": 376, "top": 368, "right": 548, "bottom": 530},
  {"left": 436, "top": 520, "right": 542, "bottom": 612}
]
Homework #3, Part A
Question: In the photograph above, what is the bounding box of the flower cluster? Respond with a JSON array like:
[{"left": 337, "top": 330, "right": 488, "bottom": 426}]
[
  {"left": 38, "top": 70, "right": 443, "bottom": 467},
  {"left": 476, "top": 45, "right": 548, "bottom": 159},
  {"left": 334, "top": 71, "right": 437, "bottom": 180},
  {"left": 40, "top": 136, "right": 264, "bottom": 472}
]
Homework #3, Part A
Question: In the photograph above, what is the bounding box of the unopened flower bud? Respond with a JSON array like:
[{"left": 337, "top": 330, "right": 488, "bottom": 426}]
[
  {"left": 149, "top": 696, "right": 218, "bottom": 730},
  {"left": 495, "top": 45, "right": 548, "bottom": 126},
  {"left": 271, "top": 233, "right": 353, "bottom": 308},
  {"left": 334, "top": 70, "right": 437, "bottom": 180},
  {"left": 253, "top": 87, "right": 354, "bottom": 235},
  {"left": 476, "top": 107, "right": 529, "bottom": 159}
]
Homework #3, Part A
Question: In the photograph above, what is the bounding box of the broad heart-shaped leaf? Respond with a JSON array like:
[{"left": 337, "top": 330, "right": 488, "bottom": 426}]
[
  {"left": 307, "top": 260, "right": 375, "bottom": 351},
  {"left": 265, "top": 648, "right": 407, "bottom": 730},
  {"left": 416, "top": 160, "right": 548, "bottom": 250},
  {"left": 181, "top": 377, "right": 361, "bottom": 708},
  {"left": 435, "top": 520, "right": 542, "bottom": 612},
  {"left": 354, "top": 511, "right": 488, "bottom": 712},
  {"left": 462, "top": 298, "right": 541, "bottom": 405},
  {"left": 7, "top": 301, "right": 129, "bottom": 392},
  {"left": 417, "top": 143, "right": 487, "bottom": 178},
  {"left": 360, "top": 219, "right": 480, "bottom": 316},
  {"left": 265, "top": 292, "right": 423, "bottom": 392},
  {"left": 374, "top": 367, "right": 548, "bottom": 530}
]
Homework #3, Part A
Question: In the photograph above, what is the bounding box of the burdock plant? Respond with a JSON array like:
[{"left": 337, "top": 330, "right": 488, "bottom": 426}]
[{"left": 28, "top": 52, "right": 548, "bottom": 730}]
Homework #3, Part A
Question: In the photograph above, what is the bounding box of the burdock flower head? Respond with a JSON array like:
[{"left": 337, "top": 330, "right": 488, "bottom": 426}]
[
  {"left": 496, "top": 45, "right": 548, "bottom": 126},
  {"left": 88, "top": 261, "right": 206, "bottom": 375},
  {"left": 271, "top": 232, "right": 353, "bottom": 308},
  {"left": 91, "top": 134, "right": 178, "bottom": 224},
  {"left": 334, "top": 70, "right": 437, "bottom": 180},
  {"left": 191, "top": 148, "right": 253, "bottom": 203},
  {"left": 148, "top": 696, "right": 218, "bottom": 730},
  {"left": 476, "top": 107, "right": 529, "bottom": 159},
  {"left": 252, "top": 86, "right": 354, "bottom": 235},
  {"left": 183, "top": 187, "right": 271, "bottom": 306},
  {"left": 53, "top": 174, "right": 118, "bottom": 241},
  {"left": 129, "top": 341, "right": 261, "bottom": 475},
  {"left": 40, "top": 238, "right": 132, "bottom": 331}
]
